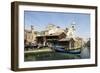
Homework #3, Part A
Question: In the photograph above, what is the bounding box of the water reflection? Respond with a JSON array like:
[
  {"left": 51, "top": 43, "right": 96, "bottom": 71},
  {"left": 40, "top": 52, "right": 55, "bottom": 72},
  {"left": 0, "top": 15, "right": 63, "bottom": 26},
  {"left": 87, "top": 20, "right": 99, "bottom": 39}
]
[
  {"left": 24, "top": 47, "right": 90, "bottom": 61},
  {"left": 80, "top": 47, "right": 90, "bottom": 59}
]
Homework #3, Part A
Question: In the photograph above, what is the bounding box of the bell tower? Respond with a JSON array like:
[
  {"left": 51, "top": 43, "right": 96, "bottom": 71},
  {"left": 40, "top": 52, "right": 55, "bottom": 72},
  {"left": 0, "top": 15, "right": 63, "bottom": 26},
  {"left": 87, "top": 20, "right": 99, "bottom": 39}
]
[
  {"left": 67, "top": 21, "right": 76, "bottom": 38},
  {"left": 31, "top": 25, "right": 34, "bottom": 33},
  {"left": 71, "top": 21, "right": 76, "bottom": 31}
]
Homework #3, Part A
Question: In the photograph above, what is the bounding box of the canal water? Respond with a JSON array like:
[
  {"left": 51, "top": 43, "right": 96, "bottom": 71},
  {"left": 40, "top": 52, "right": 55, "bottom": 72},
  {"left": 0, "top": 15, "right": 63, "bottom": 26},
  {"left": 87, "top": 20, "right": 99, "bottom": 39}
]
[
  {"left": 24, "top": 47, "right": 90, "bottom": 61},
  {"left": 80, "top": 47, "right": 90, "bottom": 59},
  {"left": 24, "top": 51, "right": 80, "bottom": 61}
]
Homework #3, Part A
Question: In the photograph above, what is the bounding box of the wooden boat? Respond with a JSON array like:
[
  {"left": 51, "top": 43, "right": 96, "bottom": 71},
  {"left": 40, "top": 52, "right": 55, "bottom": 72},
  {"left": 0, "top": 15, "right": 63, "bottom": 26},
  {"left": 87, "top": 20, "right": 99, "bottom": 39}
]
[{"left": 52, "top": 46, "right": 81, "bottom": 54}]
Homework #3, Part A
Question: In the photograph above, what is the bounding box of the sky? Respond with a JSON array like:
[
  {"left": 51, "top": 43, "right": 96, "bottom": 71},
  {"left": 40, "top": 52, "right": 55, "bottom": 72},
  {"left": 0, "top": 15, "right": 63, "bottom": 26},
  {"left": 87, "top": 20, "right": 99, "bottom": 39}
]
[{"left": 24, "top": 11, "right": 90, "bottom": 38}]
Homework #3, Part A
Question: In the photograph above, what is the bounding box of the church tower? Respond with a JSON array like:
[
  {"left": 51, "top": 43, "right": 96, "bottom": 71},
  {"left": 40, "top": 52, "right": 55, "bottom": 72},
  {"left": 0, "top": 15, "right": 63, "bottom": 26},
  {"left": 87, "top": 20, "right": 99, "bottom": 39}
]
[
  {"left": 31, "top": 25, "right": 34, "bottom": 33},
  {"left": 67, "top": 21, "right": 76, "bottom": 38}
]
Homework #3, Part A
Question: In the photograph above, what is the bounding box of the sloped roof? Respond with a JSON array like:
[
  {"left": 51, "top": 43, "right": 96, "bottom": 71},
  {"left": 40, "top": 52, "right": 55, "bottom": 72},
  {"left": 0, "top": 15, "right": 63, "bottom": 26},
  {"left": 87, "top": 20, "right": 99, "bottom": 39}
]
[
  {"left": 59, "top": 38, "right": 75, "bottom": 42},
  {"left": 59, "top": 38, "right": 71, "bottom": 41},
  {"left": 36, "top": 32, "right": 66, "bottom": 38},
  {"left": 46, "top": 32, "right": 65, "bottom": 36}
]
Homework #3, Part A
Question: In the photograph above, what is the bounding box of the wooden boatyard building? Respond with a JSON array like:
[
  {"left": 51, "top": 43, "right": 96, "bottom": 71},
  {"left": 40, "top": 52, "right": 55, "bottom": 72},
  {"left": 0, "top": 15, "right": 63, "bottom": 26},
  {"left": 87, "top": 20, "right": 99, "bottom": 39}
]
[
  {"left": 36, "top": 32, "right": 78, "bottom": 50},
  {"left": 24, "top": 24, "right": 84, "bottom": 50}
]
